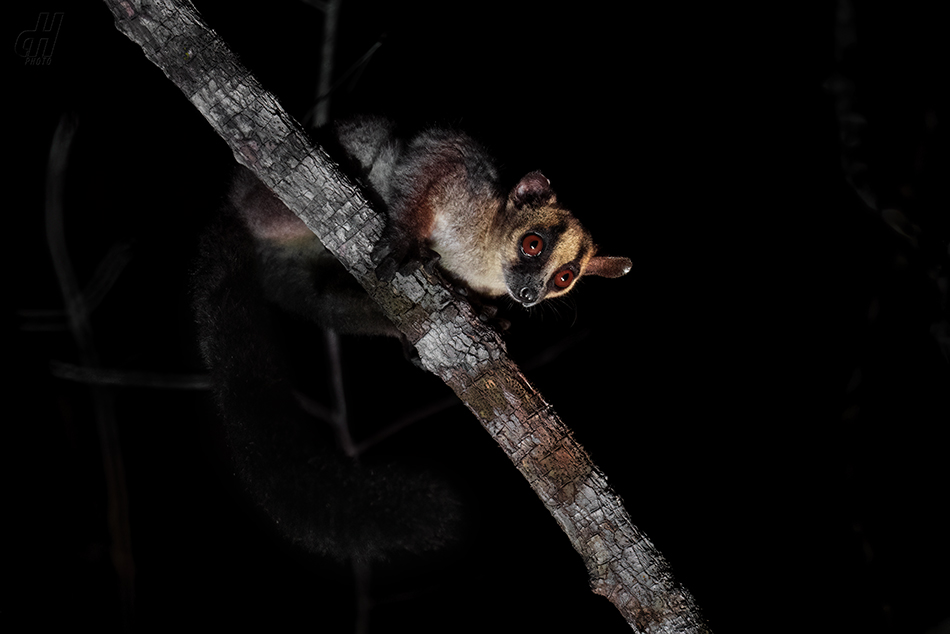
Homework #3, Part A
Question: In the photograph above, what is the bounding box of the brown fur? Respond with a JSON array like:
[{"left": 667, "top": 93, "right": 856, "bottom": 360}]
[
  {"left": 347, "top": 120, "right": 631, "bottom": 306},
  {"left": 230, "top": 117, "right": 632, "bottom": 338}
]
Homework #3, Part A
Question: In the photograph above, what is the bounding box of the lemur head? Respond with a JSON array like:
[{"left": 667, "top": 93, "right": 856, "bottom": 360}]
[{"left": 500, "top": 172, "right": 632, "bottom": 307}]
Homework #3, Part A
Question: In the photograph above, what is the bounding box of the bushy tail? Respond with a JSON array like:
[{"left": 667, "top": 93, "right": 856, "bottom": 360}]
[{"left": 191, "top": 202, "right": 459, "bottom": 562}]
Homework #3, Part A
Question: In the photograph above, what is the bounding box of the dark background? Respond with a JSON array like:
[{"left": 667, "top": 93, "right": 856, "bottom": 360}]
[{"left": 7, "top": 0, "right": 948, "bottom": 632}]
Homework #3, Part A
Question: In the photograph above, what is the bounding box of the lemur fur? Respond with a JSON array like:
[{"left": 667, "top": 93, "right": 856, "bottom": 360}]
[{"left": 232, "top": 116, "right": 631, "bottom": 334}]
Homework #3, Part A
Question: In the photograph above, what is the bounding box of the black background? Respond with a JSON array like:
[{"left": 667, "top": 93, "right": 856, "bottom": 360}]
[{"left": 7, "top": 1, "right": 948, "bottom": 632}]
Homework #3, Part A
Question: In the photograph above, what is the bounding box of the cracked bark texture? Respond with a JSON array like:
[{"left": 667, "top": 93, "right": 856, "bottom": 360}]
[{"left": 100, "top": 1, "right": 709, "bottom": 630}]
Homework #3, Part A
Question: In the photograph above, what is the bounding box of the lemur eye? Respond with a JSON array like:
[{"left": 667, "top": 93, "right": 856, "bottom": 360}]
[
  {"left": 554, "top": 268, "right": 574, "bottom": 289},
  {"left": 521, "top": 233, "right": 544, "bottom": 256}
]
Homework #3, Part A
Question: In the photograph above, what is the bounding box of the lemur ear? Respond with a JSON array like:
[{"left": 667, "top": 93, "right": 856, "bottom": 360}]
[
  {"left": 511, "top": 171, "right": 556, "bottom": 207},
  {"left": 584, "top": 255, "right": 632, "bottom": 278}
]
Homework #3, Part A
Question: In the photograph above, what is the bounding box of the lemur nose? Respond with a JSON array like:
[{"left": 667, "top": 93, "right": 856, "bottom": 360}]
[{"left": 519, "top": 287, "right": 537, "bottom": 303}]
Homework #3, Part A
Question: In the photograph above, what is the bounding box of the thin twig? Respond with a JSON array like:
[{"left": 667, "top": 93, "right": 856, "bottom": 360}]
[{"left": 45, "top": 112, "right": 135, "bottom": 630}]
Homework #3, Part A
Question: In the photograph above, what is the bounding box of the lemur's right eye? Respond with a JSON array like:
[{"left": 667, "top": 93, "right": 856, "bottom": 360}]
[
  {"left": 521, "top": 233, "right": 543, "bottom": 256},
  {"left": 553, "top": 268, "right": 575, "bottom": 288}
]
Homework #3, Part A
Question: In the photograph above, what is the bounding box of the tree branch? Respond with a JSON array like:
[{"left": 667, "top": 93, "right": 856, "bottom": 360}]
[{"left": 99, "top": 1, "right": 708, "bottom": 630}]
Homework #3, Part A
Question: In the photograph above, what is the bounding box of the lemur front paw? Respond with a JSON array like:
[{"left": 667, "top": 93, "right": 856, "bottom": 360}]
[
  {"left": 475, "top": 304, "right": 511, "bottom": 332},
  {"left": 371, "top": 233, "right": 440, "bottom": 282},
  {"left": 444, "top": 284, "right": 510, "bottom": 332}
]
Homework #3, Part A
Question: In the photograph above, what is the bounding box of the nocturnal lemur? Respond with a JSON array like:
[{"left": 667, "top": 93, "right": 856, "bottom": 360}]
[
  {"left": 228, "top": 116, "right": 631, "bottom": 336},
  {"left": 192, "top": 116, "right": 631, "bottom": 561}
]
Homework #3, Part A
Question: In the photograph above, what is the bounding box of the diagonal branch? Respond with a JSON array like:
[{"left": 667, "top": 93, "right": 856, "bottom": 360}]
[{"left": 99, "top": 1, "right": 708, "bottom": 630}]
